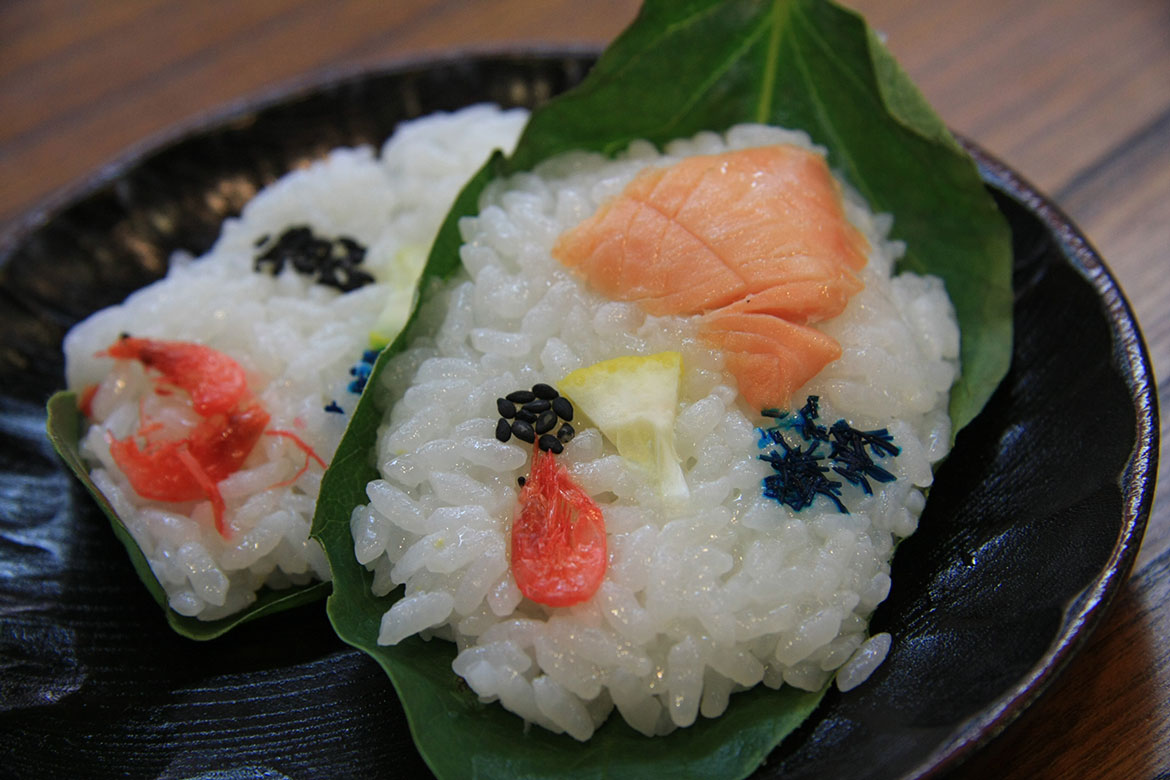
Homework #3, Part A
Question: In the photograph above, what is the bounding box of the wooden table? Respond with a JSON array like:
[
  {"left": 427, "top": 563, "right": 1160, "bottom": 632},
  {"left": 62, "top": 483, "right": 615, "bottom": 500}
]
[{"left": 2, "top": 1, "right": 1167, "bottom": 777}]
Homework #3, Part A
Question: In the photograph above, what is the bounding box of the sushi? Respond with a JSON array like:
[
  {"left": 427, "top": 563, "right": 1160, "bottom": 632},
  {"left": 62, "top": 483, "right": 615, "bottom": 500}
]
[
  {"left": 60, "top": 105, "right": 529, "bottom": 621},
  {"left": 352, "top": 123, "right": 959, "bottom": 740}
]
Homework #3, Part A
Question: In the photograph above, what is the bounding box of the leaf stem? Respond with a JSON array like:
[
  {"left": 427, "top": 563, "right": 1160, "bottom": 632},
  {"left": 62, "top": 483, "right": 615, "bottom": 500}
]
[{"left": 756, "top": 0, "right": 786, "bottom": 123}]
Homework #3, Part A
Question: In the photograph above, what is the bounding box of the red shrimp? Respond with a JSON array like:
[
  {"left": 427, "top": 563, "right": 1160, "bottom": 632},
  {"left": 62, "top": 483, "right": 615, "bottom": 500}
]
[
  {"left": 101, "top": 337, "right": 277, "bottom": 537},
  {"left": 106, "top": 337, "right": 248, "bottom": 417},
  {"left": 78, "top": 384, "right": 99, "bottom": 418},
  {"left": 511, "top": 446, "right": 607, "bottom": 607},
  {"left": 108, "top": 403, "right": 270, "bottom": 536}
]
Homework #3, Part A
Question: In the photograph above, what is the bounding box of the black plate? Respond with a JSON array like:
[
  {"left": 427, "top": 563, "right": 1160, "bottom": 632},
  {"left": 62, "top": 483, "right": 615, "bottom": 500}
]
[{"left": 0, "top": 52, "right": 1156, "bottom": 779}]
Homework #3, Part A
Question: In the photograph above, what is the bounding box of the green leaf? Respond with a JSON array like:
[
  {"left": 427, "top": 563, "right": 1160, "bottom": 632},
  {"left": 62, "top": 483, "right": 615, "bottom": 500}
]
[
  {"left": 393, "top": 637, "right": 824, "bottom": 780},
  {"left": 313, "top": 0, "right": 1012, "bottom": 777},
  {"left": 46, "top": 391, "right": 330, "bottom": 640}
]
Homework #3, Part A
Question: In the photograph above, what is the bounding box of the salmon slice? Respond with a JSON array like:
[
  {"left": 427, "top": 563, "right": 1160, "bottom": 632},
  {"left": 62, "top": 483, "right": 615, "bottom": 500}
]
[
  {"left": 698, "top": 311, "right": 842, "bottom": 411},
  {"left": 553, "top": 145, "right": 868, "bottom": 316},
  {"left": 552, "top": 144, "right": 869, "bottom": 410},
  {"left": 712, "top": 274, "right": 863, "bottom": 323}
]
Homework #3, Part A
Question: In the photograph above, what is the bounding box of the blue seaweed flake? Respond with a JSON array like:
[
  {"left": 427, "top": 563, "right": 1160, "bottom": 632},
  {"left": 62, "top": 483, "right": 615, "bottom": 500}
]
[
  {"left": 827, "top": 420, "right": 900, "bottom": 495},
  {"left": 790, "top": 396, "right": 829, "bottom": 441},
  {"left": 759, "top": 438, "right": 846, "bottom": 513},
  {"left": 345, "top": 348, "right": 380, "bottom": 396},
  {"left": 757, "top": 396, "right": 899, "bottom": 513}
]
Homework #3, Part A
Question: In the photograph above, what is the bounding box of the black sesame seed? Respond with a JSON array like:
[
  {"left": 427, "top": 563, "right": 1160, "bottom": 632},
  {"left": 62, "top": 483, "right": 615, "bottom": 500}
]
[
  {"left": 511, "top": 420, "right": 536, "bottom": 443},
  {"left": 517, "top": 476, "right": 526, "bottom": 487},
  {"left": 523, "top": 399, "right": 551, "bottom": 414},
  {"left": 495, "top": 418, "right": 512, "bottom": 443},
  {"left": 516, "top": 408, "right": 537, "bottom": 423},
  {"left": 496, "top": 398, "right": 516, "bottom": 418},
  {"left": 506, "top": 390, "right": 536, "bottom": 403},
  {"left": 535, "top": 409, "right": 558, "bottom": 434},
  {"left": 538, "top": 434, "right": 564, "bottom": 454},
  {"left": 556, "top": 422, "right": 575, "bottom": 443},
  {"left": 335, "top": 267, "right": 375, "bottom": 293},
  {"left": 253, "top": 225, "right": 372, "bottom": 292},
  {"left": 532, "top": 383, "right": 559, "bottom": 400},
  {"left": 551, "top": 396, "right": 574, "bottom": 421}
]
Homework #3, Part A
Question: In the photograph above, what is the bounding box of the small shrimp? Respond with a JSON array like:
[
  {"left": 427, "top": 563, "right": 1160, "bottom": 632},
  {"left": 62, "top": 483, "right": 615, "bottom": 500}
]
[
  {"left": 108, "top": 402, "right": 270, "bottom": 536},
  {"left": 100, "top": 337, "right": 280, "bottom": 537},
  {"left": 510, "top": 445, "right": 607, "bottom": 607},
  {"left": 105, "top": 336, "right": 248, "bottom": 417}
]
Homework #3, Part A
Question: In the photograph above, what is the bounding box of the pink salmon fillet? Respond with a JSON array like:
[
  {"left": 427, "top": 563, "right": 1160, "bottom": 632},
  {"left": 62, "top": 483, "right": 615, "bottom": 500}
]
[{"left": 552, "top": 144, "right": 869, "bottom": 410}]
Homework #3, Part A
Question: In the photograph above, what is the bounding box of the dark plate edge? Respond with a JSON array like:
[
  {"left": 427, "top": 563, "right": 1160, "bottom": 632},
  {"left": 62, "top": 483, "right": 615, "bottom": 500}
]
[{"left": 913, "top": 139, "right": 1160, "bottom": 779}]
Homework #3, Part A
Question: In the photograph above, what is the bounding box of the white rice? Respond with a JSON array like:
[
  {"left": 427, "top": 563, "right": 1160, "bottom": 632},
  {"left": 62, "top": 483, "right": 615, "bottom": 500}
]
[
  {"left": 63, "top": 105, "right": 529, "bottom": 620},
  {"left": 357, "top": 124, "right": 959, "bottom": 738}
]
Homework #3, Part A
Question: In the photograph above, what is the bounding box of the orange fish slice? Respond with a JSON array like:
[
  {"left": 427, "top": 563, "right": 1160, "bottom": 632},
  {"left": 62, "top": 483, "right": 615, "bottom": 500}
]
[
  {"left": 697, "top": 311, "right": 842, "bottom": 412},
  {"left": 552, "top": 144, "right": 868, "bottom": 409}
]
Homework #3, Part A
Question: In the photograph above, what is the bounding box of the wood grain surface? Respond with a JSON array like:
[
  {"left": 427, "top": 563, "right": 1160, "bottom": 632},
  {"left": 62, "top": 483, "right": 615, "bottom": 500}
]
[{"left": 2, "top": 1, "right": 1168, "bottom": 777}]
